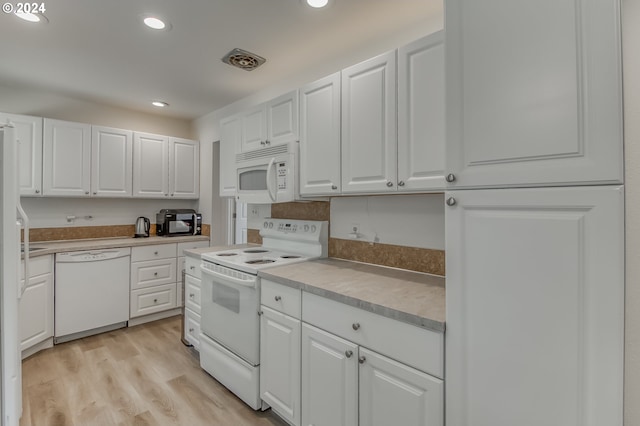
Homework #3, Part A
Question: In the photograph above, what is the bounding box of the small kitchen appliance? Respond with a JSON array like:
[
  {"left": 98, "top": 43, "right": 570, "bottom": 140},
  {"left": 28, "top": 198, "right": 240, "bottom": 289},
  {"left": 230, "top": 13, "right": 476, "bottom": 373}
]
[
  {"left": 134, "top": 216, "right": 150, "bottom": 238},
  {"left": 156, "top": 209, "right": 202, "bottom": 236},
  {"left": 199, "top": 218, "right": 328, "bottom": 410}
]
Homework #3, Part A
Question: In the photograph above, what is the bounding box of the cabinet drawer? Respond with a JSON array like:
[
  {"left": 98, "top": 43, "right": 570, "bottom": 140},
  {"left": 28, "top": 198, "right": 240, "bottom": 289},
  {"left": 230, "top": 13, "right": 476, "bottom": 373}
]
[
  {"left": 185, "top": 275, "right": 201, "bottom": 314},
  {"left": 131, "top": 258, "right": 177, "bottom": 290},
  {"left": 130, "top": 283, "right": 176, "bottom": 318},
  {"left": 261, "top": 279, "right": 301, "bottom": 319},
  {"left": 25, "top": 255, "right": 53, "bottom": 278},
  {"left": 131, "top": 243, "right": 176, "bottom": 262},
  {"left": 185, "top": 256, "right": 201, "bottom": 279},
  {"left": 185, "top": 309, "right": 201, "bottom": 350},
  {"left": 302, "top": 292, "right": 444, "bottom": 378},
  {"left": 178, "top": 241, "right": 209, "bottom": 256}
]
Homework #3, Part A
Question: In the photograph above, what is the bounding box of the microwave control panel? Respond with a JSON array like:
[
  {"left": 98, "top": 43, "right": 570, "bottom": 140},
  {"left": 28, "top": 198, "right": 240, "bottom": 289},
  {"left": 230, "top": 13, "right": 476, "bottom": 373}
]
[{"left": 277, "top": 162, "right": 287, "bottom": 190}]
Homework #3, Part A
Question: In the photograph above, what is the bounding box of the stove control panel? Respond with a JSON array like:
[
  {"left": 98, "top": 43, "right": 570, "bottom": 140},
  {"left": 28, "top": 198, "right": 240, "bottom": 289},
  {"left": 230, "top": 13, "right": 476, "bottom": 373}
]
[{"left": 262, "top": 219, "right": 322, "bottom": 236}]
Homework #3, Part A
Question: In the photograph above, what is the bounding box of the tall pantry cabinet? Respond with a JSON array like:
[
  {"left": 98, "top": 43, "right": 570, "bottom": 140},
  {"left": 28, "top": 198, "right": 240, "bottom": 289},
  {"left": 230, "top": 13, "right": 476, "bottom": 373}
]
[{"left": 444, "top": 1, "right": 624, "bottom": 426}]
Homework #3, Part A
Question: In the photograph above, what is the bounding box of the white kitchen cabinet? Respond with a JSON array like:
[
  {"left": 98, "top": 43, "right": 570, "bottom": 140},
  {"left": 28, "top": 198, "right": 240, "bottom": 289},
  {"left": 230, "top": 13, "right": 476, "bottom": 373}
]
[
  {"left": 397, "top": 31, "right": 445, "bottom": 192},
  {"left": 43, "top": 118, "right": 91, "bottom": 196},
  {"left": 299, "top": 73, "right": 341, "bottom": 196},
  {"left": 341, "top": 50, "right": 397, "bottom": 193},
  {"left": 445, "top": 0, "right": 623, "bottom": 188},
  {"left": 91, "top": 126, "right": 133, "bottom": 197},
  {"left": 240, "top": 105, "right": 268, "bottom": 152},
  {"left": 266, "top": 90, "right": 298, "bottom": 147},
  {"left": 445, "top": 186, "right": 624, "bottom": 426},
  {"left": 0, "top": 113, "right": 43, "bottom": 196},
  {"left": 130, "top": 244, "right": 178, "bottom": 318},
  {"left": 301, "top": 323, "right": 358, "bottom": 426},
  {"left": 219, "top": 114, "right": 241, "bottom": 197},
  {"left": 169, "top": 137, "right": 199, "bottom": 199},
  {"left": 19, "top": 255, "right": 53, "bottom": 356},
  {"left": 133, "top": 132, "right": 169, "bottom": 198},
  {"left": 260, "top": 306, "right": 301, "bottom": 426}
]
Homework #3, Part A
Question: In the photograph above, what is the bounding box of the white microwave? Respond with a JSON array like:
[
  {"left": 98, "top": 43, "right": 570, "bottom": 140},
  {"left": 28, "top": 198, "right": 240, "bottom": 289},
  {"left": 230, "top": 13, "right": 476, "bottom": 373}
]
[{"left": 235, "top": 142, "right": 299, "bottom": 204}]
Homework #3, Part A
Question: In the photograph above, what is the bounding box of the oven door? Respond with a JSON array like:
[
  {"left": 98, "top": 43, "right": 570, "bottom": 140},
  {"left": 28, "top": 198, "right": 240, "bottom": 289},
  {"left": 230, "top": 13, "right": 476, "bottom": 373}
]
[{"left": 200, "top": 261, "right": 260, "bottom": 366}]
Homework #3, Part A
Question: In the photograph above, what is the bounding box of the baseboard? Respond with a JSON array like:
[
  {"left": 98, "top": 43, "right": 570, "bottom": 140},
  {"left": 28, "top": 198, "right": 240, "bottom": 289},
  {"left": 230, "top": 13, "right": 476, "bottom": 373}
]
[{"left": 128, "top": 308, "right": 181, "bottom": 327}]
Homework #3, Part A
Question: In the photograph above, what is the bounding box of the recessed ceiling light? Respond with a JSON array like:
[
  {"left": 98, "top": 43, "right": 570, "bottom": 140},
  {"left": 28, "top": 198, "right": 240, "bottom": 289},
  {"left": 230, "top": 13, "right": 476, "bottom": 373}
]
[
  {"left": 306, "top": 0, "right": 330, "bottom": 8},
  {"left": 14, "top": 12, "right": 48, "bottom": 23},
  {"left": 144, "top": 17, "right": 166, "bottom": 30},
  {"left": 152, "top": 101, "right": 169, "bottom": 107}
]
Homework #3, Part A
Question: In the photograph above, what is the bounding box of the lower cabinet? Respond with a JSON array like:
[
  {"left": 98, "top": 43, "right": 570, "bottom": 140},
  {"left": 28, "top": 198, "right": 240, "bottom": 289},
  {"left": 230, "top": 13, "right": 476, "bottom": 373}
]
[
  {"left": 19, "top": 255, "right": 54, "bottom": 355},
  {"left": 130, "top": 244, "right": 178, "bottom": 318},
  {"left": 184, "top": 254, "right": 204, "bottom": 349}
]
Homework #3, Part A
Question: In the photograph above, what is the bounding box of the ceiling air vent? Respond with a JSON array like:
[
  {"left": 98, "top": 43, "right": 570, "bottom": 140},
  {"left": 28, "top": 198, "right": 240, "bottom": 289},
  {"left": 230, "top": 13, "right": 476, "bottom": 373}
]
[{"left": 221, "top": 48, "right": 266, "bottom": 71}]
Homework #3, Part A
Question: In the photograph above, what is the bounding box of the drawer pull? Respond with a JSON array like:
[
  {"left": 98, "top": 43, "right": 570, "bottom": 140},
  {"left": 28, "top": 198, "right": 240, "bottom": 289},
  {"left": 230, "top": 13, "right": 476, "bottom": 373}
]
[
  {"left": 189, "top": 293, "right": 195, "bottom": 298},
  {"left": 154, "top": 272, "right": 158, "bottom": 276},
  {"left": 154, "top": 251, "right": 159, "bottom": 255},
  {"left": 345, "top": 350, "right": 353, "bottom": 358},
  {"left": 190, "top": 266, "right": 195, "bottom": 270},
  {"left": 352, "top": 323, "right": 360, "bottom": 331},
  {"left": 258, "top": 311, "right": 263, "bottom": 316},
  {"left": 358, "top": 355, "right": 366, "bottom": 364},
  {"left": 153, "top": 298, "right": 158, "bottom": 303},
  {"left": 274, "top": 296, "right": 282, "bottom": 302}
]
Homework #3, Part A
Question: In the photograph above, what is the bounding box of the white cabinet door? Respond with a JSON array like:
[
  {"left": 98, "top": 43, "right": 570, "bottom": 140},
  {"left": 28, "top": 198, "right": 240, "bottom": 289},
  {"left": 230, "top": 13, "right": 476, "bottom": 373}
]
[
  {"left": 397, "top": 32, "right": 445, "bottom": 192},
  {"left": 169, "top": 137, "right": 199, "bottom": 199},
  {"left": 359, "top": 347, "right": 443, "bottom": 426},
  {"left": 19, "top": 268, "right": 53, "bottom": 352},
  {"left": 91, "top": 126, "right": 133, "bottom": 197},
  {"left": 133, "top": 132, "right": 169, "bottom": 198},
  {"left": 301, "top": 323, "right": 358, "bottom": 426},
  {"left": 267, "top": 90, "right": 298, "bottom": 147},
  {"left": 241, "top": 105, "right": 268, "bottom": 152},
  {"left": 0, "top": 113, "right": 43, "bottom": 196},
  {"left": 299, "top": 73, "right": 341, "bottom": 196},
  {"left": 219, "top": 115, "right": 241, "bottom": 197},
  {"left": 341, "top": 51, "right": 397, "bottom": 193},
  {"left": 43, "top": 118, "right": 91, "bottom": 196},
  {"left": 445, "top": 0, "right": 623, "bottom": 188},
  {"left": 445, "top": 186, "right": 624, "bottom": 426},
  {"left": 260, "top": 306, "right": 301, "bottom": 426}
]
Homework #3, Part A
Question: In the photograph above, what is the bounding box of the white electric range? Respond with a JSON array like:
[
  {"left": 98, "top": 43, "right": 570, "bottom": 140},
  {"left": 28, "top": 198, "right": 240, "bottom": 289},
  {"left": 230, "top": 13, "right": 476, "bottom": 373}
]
[{"left": 199, "top": 218, "right": 328, "bottom": 410}]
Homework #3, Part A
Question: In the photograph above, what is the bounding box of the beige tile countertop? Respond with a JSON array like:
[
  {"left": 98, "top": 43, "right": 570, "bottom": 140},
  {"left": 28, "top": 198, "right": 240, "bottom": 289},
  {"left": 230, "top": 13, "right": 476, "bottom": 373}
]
[
  {"left": 25, "top": 235, "right": 210, "bottom": 257},
  {"left": 259, "top": 258, "right": 446, "bottom": 333}
]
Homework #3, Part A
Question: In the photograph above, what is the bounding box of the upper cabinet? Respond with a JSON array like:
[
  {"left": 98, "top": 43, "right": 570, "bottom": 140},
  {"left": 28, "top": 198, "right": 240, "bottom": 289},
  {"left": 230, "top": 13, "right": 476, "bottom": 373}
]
[
  {"left": 397, "top": 31, "right": 445, "bottom": 192},
  {"left": 445, "top": 0, "right": 623, "bottom": 188},
  {"left": 169, "top": 137, "right": 200, "bottom": 199},
  {"left": 341, "top": 50, "right": 397, "bottom": 194},
  {"left": 43, "top": 119, "right": 92, "bottom": 197},
  {"left": 91, "top": 126, "right": 133, "bottom": 197},
  {"left": 299, "top": 72, "right": 341, "bottom": 196},
  {"left": 240, "top": 90, "right": 299, "bottom": 152},
  {"left": 0, "top": 113, "right": 43, "bottom": 197},
  {"left": 240, "top": 105, "right": 268, "bottom": 152},
  {"left": 219, "top": 115, "right": 242, "bottom": 197},
  {"left": 133, "top": 132, "right": 169, "bottom": 198}
]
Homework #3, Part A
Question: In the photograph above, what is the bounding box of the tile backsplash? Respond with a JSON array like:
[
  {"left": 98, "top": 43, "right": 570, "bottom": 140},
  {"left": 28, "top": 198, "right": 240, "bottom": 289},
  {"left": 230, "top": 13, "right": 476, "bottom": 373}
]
[{"left": 26, "top": 223, "right": 210, "bottom": 242}]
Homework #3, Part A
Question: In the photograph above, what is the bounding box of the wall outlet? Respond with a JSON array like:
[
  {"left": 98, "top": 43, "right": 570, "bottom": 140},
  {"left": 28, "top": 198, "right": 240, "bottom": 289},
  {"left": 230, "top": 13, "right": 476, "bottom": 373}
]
[{"left": 349, "top": 223, "right": 360, "bottom": 239}]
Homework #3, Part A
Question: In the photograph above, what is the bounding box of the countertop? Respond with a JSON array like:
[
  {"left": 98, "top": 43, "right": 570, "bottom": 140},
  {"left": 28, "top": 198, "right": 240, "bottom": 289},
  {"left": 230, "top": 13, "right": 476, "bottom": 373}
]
[
  {"left": 183, "top": 244, "right": 254, "bottom": 258},
  {"left": 259, "top": 258, "right": 445, "bottom": 333},
  {"left": 25, "top": 235, "right": 210, "bottom": 257}
]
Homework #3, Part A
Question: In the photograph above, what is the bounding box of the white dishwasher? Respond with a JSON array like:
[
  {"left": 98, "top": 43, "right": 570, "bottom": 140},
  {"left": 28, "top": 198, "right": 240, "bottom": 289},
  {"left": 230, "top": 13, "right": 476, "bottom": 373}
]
[{"left": 55, "top": 248, "right": 131, "bottom": 343}]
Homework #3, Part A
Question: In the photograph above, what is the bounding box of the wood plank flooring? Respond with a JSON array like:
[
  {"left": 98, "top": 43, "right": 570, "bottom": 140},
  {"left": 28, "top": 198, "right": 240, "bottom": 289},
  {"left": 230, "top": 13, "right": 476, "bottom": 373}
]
[{"left": 20, "top": 316, "right": 288, "bottom": 426}]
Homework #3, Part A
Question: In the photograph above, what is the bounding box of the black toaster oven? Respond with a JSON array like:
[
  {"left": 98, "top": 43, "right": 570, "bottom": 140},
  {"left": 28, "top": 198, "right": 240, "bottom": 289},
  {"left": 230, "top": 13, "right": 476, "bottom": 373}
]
[{"left": 156, "top": 209, "right": 202, "bottom": 236}]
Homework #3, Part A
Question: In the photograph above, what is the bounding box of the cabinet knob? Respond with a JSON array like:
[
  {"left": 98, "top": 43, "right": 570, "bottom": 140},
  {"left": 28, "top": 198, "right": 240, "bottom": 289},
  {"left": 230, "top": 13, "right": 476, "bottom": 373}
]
[
  {"left": 189, "top": 293, "right": 195, "bottom": 298},
  {"left": 171, "top": 193, "right": 174, "bottom": 197},
  {"left": 331, "top": 185, "right": 337, "bottom": 190},
  {"left": 386, "top": 181, "right": 393, "bottom": 187},
  {"left": 153, "top": 298, "right": 158, "bottom": 303},
  {"left": 35, "top": 189, "right": 40, "bottom": 194},
  {"left": 258, "top": 310, "right": 263, "bottom": 316},
  {"left": 265, "top": 140, "right": 271, "bottom": 145},
  {"left": 398, "top": 181, "right": 405, "bottom": 187},
  {"left": 345, "top": 350, "right": 353, "bottom": 358},
  {"left": 446, "top": 197, "right": 457, "bottom": 207},
  {"left": 154, "top": 272, "right": 158, "bottom": 276},
  {"left": 93, "top": 192, "right": 97, "bottom": 195},
  {"left": 274, "top": 295, "right": 282, "bottom": 301},
  {"left": 165, "top": 193, "right": 169, "bottom": 196},
  {"left": 446, "top": 173, "right": 456, "bottom": 183},
  {"left": 190, "top": 266, "right": 195, "bottom": 270},
  {"left": 260, "top": 141, "right": 266, "bottom": 146},
  {"left": 189, "top": 328, "right": 194, "bottom": 332},
  {"left": 85, "top": 191, "right": 89, "bottom": 195},
  {"left": 352, "top": 323, "right": 360, "bottom": 331},
  {"left": 154, "top": 251, "right": 159, "bottom": 255},
  {"left": 358, "top": 356, "right": 366, "bottom": 364}
]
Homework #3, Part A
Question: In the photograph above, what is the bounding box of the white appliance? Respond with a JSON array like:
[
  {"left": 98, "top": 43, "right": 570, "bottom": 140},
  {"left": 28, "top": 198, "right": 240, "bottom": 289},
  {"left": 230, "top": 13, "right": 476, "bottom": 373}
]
[
  {"left": 54, "top": 248, "right": 131, "bottom": 343},
  {"left": 0, "top": 123, "right": 28, "bottom": 426},
  {"left": 199, "top": 219, "right": 328, "bottom": 409},
  {"left": 235, "top": 142, "right": 298, "bottom": 204}
]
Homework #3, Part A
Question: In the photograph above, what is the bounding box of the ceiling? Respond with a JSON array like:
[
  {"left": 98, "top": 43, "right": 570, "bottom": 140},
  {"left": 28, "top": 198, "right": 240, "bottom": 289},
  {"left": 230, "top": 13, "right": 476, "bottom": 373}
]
[{"left": 0, "top": 0, "right": 441, "bottom": 121}]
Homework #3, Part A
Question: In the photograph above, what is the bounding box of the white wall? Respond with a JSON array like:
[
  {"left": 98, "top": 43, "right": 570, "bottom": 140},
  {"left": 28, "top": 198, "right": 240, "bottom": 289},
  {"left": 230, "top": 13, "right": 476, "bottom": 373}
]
[
  {"left": 623, "top": 0, "right": 640, "bottom": 423},
  {"left": 330, "top": 194, "right": 444, "bottom": 250}
]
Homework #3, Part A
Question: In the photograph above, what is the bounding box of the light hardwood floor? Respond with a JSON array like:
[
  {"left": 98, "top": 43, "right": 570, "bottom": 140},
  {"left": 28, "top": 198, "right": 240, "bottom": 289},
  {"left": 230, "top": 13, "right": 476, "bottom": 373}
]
[{"left": 20, "top": 316, "right": 288, "bottom": 426}]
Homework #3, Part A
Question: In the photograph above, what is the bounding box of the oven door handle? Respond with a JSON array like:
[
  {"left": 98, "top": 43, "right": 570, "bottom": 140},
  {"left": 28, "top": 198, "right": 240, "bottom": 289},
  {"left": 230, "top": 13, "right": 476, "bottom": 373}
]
[
  {"left": 201, "top": 265, "right": 257, "bottom": 288},
  {"left": 266, "top": 157, "right": 277, "bottom": 203}
]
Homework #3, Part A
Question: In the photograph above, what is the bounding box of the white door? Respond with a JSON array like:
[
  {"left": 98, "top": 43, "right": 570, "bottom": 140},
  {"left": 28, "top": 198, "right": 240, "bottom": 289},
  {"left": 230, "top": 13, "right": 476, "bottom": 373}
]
[
  {"left": 241, "top": 105, "right": 267, "bottom": 152},
  {"left": 359, "top": 347, "right": 443, "bottom": 426},
  {"left": 234, "top": 201, "right": 247, "bottom": 244},
  {"left": 91, "top": 126, "right": 133, "bottom": 197},
  {"left": 341, "top": 50, "right": 397, "bottom": 193},
  {"left": 169, "top": 137, "right": 199, "bottom": 199},
  {"left": 299, "top": 73, "right": 341, "bottom": 196},
  {"left": 133, "top": 132, "right": 169, "bottom": 198},
  {"left": 301, "top": 323, "right": 358, "bottom": 426},
  {"left": 397, "top": 31, "right": 445, "bottom": 192},
  {"left": 260, "top": 306, "right": 301, "bottom": 426},
  {"left": 219, "top": 115, "right": 241, "bottom": 197},
  {"left": 445, "top": 0, "right": 623, "bottom": 188},
  {"left": 267, "top": 90, "right": 298, "bottom": 147},
  {"left": 445, "top": 186, "right": 624, "bottom": 426},
  {"left": 19, "top": 260, "right": 53, "bottom": 352},
  {"left": 43, "top": 119, "right": 91, "bottom": 197},
  {"left": 0, "top": 113, "right": 42, "bottom": 197}
]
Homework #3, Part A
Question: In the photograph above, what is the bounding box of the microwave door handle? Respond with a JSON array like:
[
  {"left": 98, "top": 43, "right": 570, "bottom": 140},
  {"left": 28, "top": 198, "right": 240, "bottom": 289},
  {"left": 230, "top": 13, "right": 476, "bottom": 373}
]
[
  {"left": 192, "top": 213, "right": 197, "bottom": 235},
  {"left": 266, "top": 158, "right": 277, "bottom": 202}
]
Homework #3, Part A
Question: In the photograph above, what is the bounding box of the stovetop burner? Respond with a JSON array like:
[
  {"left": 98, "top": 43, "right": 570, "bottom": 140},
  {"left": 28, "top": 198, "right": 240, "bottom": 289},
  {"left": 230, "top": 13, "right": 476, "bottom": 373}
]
[
  {"left": 244, "top": 249, "right": 269, "bottom": 254},
  {"left": 216, "top": 253, "right": 238, "bottom": 257},
  {"left": 245, "top": 259, "right": 276, "bottom": 265},
  {"left": 280, "top": 255, "right": 301, "bottom": 259}
]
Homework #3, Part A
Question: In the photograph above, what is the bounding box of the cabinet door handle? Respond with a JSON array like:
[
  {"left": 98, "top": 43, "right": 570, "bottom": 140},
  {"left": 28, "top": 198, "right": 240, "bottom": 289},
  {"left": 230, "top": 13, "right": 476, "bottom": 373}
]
[
  {"left": 398, "top": 181, "right": 405, "bottom": 187},
  {"left": 154, "top": 251, "right": 159, "bottom": 255},
  {"left": 153, "top": 298, "right": 158, "bottom": 303},
  {"left": 35, "top": 189, "right": 40, "bottom": 194},
  {"left": 154, "top": 272, "right": 158, "bottom": 276},
  {"left": 331, "top": 185, "right": 337, "bottom": 190},
  {"left": 85, "top": 191, "right": 90, "bottom": 195},
  {"left": 446, "top": 173, "right": 456, "bottom": 183},
  {"left": 190, "top": 266, "right": 195, "bottom": 270},
  {"left": 189, "top": 328, "right": 194, "bottom": 332},
  {"left": 258, "top": 310, "right": 263, "bottom": 316},
  {"left": 345, "top": 350, "right": 353, "bottom": 358},
  {"left": 274, "top": 296, "right": 281, "bottom": 301},
  {"left": 358, "top": 356, "right": 366, "bottom": 364},
  {"left": 386, "top": 181, "right": 393, "bottom": 187},
  {"left": 189, "top": 293, "right": 195, "bottom": 298},
  {"left": 446, "top": 197, "right": 457, "bottom": 207},
  {"left": 352, "top": 323, "right": 360, "bottom": 331}
]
